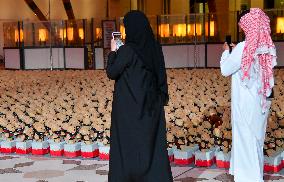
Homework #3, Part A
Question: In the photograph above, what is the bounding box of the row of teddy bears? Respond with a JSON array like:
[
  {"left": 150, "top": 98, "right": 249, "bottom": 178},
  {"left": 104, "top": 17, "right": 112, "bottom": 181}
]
[{"left": 0, "top": 69, "right": 283, "bottom": 156}]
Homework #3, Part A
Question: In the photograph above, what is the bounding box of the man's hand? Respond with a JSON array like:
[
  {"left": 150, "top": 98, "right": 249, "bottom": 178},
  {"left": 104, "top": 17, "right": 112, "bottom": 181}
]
[
  {"left": 223, "top": 42, "right": 236, "bottom": 51},
  {"left": 230, "top": 43, "right": 236, "bottom": 49}
]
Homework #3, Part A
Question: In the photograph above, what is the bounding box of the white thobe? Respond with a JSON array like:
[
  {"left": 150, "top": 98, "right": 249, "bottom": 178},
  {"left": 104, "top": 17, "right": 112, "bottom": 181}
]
[{"left": 220, "top": 41, "right": 271, "bottom": 182}]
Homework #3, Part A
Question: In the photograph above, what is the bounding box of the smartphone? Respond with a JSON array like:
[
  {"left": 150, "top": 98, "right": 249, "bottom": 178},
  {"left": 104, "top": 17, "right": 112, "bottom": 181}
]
[
  {"left": 267, "top": 88, "right": 274, "bottom": 100},
  {"left": 225, "top": 35, "right": 232, "bottom": 53},
  {"left": 112, "top": 32, "right": 124, "bottom": 50},
  {"left": 112, "top": 32, "right": 122, "bottom": 40}
]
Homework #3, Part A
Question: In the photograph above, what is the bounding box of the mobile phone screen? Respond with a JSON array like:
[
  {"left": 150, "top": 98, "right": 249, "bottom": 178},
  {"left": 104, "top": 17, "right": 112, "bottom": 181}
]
[
  {"left": 112, "top": 32, "right": 122, "bottom": 40},
  {"left": 225, "top": 35, "right": 231, "bottom": 45},
  {"left": 225, "top": 35, "right": 232, "bottom": 53}
]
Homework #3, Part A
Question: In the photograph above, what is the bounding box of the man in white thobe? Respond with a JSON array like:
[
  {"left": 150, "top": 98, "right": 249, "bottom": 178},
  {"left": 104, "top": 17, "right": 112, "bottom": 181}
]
[{"left": 220, "top": 8, "right": 277, "bottom": 182}]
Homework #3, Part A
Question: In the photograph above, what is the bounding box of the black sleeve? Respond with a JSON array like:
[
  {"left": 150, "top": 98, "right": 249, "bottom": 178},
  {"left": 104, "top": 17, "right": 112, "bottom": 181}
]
[
  {"left": 106, "top": 45, "right": 133, "bottom": 80},
  {"left": 155, "top": 42, "right": 169, "bottom": 106}
]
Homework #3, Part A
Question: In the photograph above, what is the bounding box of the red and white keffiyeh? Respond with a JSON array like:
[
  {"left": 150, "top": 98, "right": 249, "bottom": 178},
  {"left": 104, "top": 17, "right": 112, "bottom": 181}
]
[{"left": 239, "top": 8, "right": 277, "bottom": 112}]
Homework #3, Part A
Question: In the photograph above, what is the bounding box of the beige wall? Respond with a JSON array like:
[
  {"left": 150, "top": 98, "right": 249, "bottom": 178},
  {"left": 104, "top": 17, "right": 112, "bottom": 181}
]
[
  {"left": 145, "top": 0, "right": 163, "bottom": 15},
  {"left": 229, "top": 0, "right": 241, "bottom": 11},
  {"left": 170, "top": 0, "right": 189, "bottom": 14},
  {"left": 0, "top": 0, "right": 130, "bottom": 21},
  {"left": 0, "top": 0, "right": 35, "bottom": 20},
  {"left": 275, "top": 0, "right": 284, "bottom": 8},
  {"left": 0, "top": 0, "right": 267, "bottom": 21},
  {"left": 250, "top": 0, "right": 264, "bottom": 8},
  {"left": 230, "top": 0, "right": 265, "bottom": 10},
  {"left": 109, "top": 0, "right": 131, "bottom": 18},
  {"left": 71, "top": 0, "right": 107, "bottom": 19},
  {"left": 34, "top": 0, "right": 67, "bottom": 20},
  {"left": 131, "top": 0, "right": 138, "bottom": 10}
]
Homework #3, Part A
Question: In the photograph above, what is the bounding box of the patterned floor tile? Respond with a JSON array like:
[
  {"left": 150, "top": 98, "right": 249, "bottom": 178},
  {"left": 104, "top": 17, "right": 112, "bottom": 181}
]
[
  {"left": 23, "top": 170, "right": 65, "bottom": 179},
  {"left": 0, "top": 157, "right": 33, "bottom": 169},
  {"left": 96, "top": 164, "right": 109, "bottom": 172},
  {"left": 264, "top": 174, "right": 284, "bottom": 181},
  {"left": 172, "top": 166, "right": 193, "bottom": 178},
  {"left": 14, "top": 161, "right": 34, "bottom": 168},
  {"left": 68, "top": 164, "right": 106, "bottom": 171},
  {"left": 174, "top": 176, "right": 208, "bottom": 182},
  {"left": 62, "top": 159, "right": 81, "bottom": 165},
  {"left": 96, "top": 169, "right": 109, "bottom": 176},
  {"left": 0, "top": 168, "right": 22, "bottom": 174},
  {"left": 19, "top": 160, "right": 77, "bottom": 173},
  {"left": 80, "top": 159, "right": 108, "bottom": 166},
  {"left": 0, "top": 156, "right": 19, "bottom": 160},
  {"left": 213, "top": 173, "right": 234, "bottom": 182},
  {"left": 58, "top": 170, "right": 108, "bottom": 182},
  {"left": 0, "top": 154, "right": 283, "bottom": 182}
]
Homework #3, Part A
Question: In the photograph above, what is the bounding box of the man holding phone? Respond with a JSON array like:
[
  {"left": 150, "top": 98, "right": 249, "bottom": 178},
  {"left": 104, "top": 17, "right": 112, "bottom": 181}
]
[
  {"left": 225, "top": 35, "right": 233, "bottom": 53},
  {"left": 220, "top": 8, "right": 276, "bottom": 182}
]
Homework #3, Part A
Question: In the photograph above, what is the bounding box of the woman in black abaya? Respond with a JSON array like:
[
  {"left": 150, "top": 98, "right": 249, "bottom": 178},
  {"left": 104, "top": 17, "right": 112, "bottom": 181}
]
[{"left": 106, "top": 10, "right": 173, "bottom": 182}]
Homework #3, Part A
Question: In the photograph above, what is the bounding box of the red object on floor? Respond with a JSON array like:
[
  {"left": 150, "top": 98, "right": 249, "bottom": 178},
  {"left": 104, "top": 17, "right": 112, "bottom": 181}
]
[
  {"left": 174, "top": 156, "right": 195, "bottom": 165},
  {"left": 264, "top": 164, "right": 283, "bottom": 172},
  {"left": 50, "top": 150, "right": 64, "bottom": 156},
  {"left": 99, "top": 153, "right": 109, "bottom": 160},
  {"left": 1, "top": 147, "right": 16, "bottom": 153},
  {"left": 81, "top": 149, "right": 99, "bottom": 158},
  {"left": 216, "top": 160, "right": 230, "bottom": 168},
  {"left": 32, "top": 147, "right": 49, "bottom": 155},
  {"left": 195, "top": 159, "right": 215, "bottom": 167},
  {"left": 16, "top": 148, "right": 32, "bottom": 154},
  {"left": 64, "top": 150, "right": 81, "bottom": 158}
]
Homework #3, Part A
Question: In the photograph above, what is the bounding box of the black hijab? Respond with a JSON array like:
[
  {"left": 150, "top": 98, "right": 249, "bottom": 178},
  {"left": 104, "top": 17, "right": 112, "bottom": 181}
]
[
  {"left": 123, "top": 10, "right": 157, "bottom": 71},
  {"left": 123, "top": 10, "right": 169, "bottom": 105}
]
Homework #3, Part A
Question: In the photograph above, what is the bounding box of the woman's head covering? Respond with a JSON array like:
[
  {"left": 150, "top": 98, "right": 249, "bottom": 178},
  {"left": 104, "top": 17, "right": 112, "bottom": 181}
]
[
  {"left": 238, "top": 8, "right": 277, "bottom": 112},
  {"left": 123, "top": 10, "right": 168, "bottom": 104},
  {"left": 123, "top": 10, "right": 156, "bottom": 71}
]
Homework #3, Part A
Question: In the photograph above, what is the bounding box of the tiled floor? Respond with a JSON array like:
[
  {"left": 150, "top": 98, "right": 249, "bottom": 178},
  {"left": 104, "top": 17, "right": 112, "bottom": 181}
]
[{"left": 0, "top": 154, "right": 283, "bottom": 182}]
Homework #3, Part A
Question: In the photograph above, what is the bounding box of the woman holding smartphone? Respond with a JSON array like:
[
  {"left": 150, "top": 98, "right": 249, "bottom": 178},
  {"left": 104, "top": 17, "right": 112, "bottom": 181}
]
[{"left": 106, "top": 10, "right": 173, "bottom": 182}]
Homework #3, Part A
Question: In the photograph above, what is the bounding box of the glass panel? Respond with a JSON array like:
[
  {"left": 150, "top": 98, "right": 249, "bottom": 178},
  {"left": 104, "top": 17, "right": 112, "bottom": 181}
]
[
  {"left": 3, "top": 10, "right": 284, "bottom": 49},
  {"left": 265, "top": 9, "right": 284, "bottom": 41},
  {"left": 147, "top": 15, "right": 158, "bottom": 39},
  {"left": 65, "top": 19, "right": 85, "bottom": 46},
  {"left": 3, "top": 21, "right": 22, "bottom": 47},
  {"left": 23, "top": 20, "right": 65, "bottom": 47},
  {"left": 93, "top": 19, "right": 102, "bottom": 47}
]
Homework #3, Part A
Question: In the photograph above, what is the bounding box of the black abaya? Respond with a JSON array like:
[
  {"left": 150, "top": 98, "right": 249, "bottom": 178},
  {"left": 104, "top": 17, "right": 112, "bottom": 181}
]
[{"left": 106, "top": 43, "right": 173, "bottom": 182}]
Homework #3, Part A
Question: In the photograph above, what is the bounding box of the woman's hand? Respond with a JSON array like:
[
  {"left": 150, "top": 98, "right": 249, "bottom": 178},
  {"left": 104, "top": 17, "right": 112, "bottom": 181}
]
[{"left": 111, "top": 39, "right": 117, "bottom": 52}]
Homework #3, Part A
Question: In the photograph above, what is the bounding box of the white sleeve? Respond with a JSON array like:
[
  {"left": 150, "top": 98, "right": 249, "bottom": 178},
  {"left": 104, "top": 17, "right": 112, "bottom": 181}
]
[{"left": 220, "top": 42, "right": 245, "bottom": 77}]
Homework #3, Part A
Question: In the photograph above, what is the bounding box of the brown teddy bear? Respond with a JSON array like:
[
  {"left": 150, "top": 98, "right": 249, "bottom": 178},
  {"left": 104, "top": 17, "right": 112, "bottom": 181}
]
[{"left": 33, "top": 122, "right": 46, "bottom": 142}]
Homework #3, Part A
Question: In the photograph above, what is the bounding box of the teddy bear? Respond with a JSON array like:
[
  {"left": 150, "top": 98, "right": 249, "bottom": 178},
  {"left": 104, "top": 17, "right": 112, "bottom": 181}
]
[
  {"left": 3, "top": 122, "right": 17, "bottom": 141},
  {"left": 33, "top": 122, "right": 46, "bottom": 142},
  {"left": 17, "top": 126, "right": 34, "bottom": 142},
  {"left": 79, "top": 126, "right": 94, "bottom": 145},
  {"left": 49, "top": 123, "right": 63, "bottom": 143},
  {"left": 274, "top": 128, "right": 284, "bottom": 139},
  {"left": 65, "top": 125, "right": 79, "bottom": 144},
  {"left": 223, "top": 130, "right": 232, "bottom": 140},
  {"left": 267, "top": 114, "right": 279, "bottom": 130}
]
